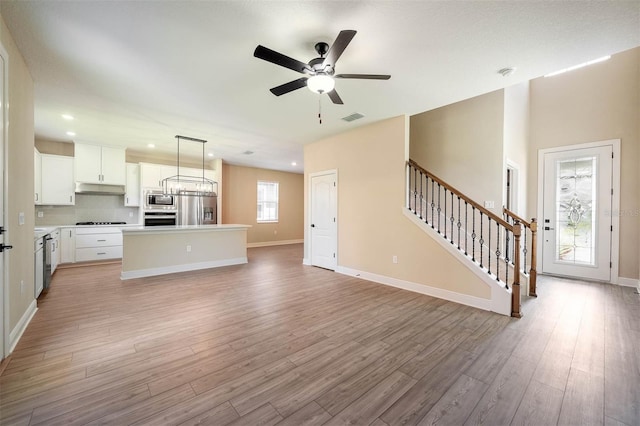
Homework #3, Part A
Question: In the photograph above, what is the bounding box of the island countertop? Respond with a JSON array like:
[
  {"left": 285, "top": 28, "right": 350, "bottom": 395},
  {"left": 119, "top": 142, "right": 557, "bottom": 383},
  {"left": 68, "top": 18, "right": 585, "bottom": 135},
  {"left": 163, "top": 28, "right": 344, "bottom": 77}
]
[
  {"left": 121, "top": 224, "right": 251, "bottom": 234},
  {"left": 121, "top": 224, "right": 251, "bottom": 280}
]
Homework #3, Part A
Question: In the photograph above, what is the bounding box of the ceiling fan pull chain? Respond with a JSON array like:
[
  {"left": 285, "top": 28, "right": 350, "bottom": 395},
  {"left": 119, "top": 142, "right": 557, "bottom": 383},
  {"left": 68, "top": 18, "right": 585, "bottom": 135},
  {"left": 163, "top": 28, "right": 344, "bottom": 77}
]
[{"left": 318, "top": 95, "right": 322, "bottom": 125}]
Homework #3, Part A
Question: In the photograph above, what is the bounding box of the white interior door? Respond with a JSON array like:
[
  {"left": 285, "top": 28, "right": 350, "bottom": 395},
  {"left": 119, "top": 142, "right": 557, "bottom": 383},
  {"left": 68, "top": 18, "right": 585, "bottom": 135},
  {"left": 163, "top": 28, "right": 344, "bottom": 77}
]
[
  {"left": 542, "top": 145, "right": 613, "bottom": 281},
  {"left": 310, "top": 172, "right": 337, "bottom": 270},
  {"left": 0, "top": 49, "right": 6, "bottom": 359}
]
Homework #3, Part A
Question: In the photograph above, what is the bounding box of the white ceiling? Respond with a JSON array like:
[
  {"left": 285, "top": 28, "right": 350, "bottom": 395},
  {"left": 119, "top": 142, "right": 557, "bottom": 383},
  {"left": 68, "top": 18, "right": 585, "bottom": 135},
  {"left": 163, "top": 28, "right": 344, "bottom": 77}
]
[{"left": 2, "top": 1, "right": 639, "bottom": 173}]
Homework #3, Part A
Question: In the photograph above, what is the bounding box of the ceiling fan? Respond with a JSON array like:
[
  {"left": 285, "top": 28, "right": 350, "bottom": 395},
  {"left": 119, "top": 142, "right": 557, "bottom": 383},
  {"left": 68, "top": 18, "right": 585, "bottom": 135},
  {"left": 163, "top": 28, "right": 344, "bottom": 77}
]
[{"left": 254, "top": 30, "right": 390, "bottom": 105}]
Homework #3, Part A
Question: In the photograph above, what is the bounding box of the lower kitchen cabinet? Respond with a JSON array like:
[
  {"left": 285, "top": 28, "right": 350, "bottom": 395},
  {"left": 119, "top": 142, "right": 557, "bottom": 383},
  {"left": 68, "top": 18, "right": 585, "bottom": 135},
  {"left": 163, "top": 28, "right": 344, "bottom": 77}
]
[
  {"left": 75, "top": 226, "right": 123, "bottom": 262},
  {"left": 59, "top": 227, "right": 76, "bottom": 264}
]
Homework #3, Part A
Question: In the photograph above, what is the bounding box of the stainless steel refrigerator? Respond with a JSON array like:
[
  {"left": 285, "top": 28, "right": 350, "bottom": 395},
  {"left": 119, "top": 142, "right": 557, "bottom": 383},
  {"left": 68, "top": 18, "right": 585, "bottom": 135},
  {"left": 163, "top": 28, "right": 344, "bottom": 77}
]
[{"left": 176, "top": 191, "right": 217, "bottom": 225}]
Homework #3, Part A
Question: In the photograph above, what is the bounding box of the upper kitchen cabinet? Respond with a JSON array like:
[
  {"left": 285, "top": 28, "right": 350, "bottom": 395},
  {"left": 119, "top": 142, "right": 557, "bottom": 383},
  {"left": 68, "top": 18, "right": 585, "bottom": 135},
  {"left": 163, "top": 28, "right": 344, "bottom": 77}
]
[
  {"left": 75, "top": 143, "right": 126, "bottom": 185},
  {"left": 125, "top": 163, "right": 140, "bottom": 206},
  {"left": 34, "top": 148, "right": 42, "bottom": 205},
  {"left": 41, "top": 154, "right": 75, "bottom": 205}
]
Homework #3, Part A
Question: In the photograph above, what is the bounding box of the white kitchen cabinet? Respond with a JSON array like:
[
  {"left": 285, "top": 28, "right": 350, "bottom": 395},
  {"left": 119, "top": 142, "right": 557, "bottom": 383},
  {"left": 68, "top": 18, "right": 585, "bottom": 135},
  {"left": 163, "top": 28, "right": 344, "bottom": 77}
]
[
  {"left": 75, "top": 226, "right": 123, "bottom": 262},
  {"left": 59, "top": 227, "right": 76, "bottom": 264},
  {"left": 51, "top": 229, "right": 60, "bottom": 274},
  {"left": 41, "top": 154, "right": 75, "bottom": 205},
  {"left": 139, "top": 163, "right": 177, "bottom": 189},
  {"left": 125, "top": 163, "right": 140, "bottom": 206},
  {"left": 75, "top": 143, "right": 126, "bottom": 185},
  {"left": 34, "top": 148, "right": 42, "bottom": 205}
]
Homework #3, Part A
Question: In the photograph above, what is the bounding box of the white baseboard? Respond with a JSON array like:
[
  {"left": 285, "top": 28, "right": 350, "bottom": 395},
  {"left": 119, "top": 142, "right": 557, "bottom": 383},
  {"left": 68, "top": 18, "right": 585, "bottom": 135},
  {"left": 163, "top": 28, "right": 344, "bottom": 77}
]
[
  {"left": 336, "top": 265, "right": 494, "bottom": 313},
  {"left": 121, "top": 257, "right": 248, "bottom": 280},
  {"left": 9, "top": 300, "right": 37, "bottom": 354},
  {"left": 247, "top": 239, "right": 303, "bottom": 248},
  {"left": 302, "top": 258, "right": 311, "bottom": 266},
  {"left": 618, "top": 277, "right": 640, "bottom": 289}
]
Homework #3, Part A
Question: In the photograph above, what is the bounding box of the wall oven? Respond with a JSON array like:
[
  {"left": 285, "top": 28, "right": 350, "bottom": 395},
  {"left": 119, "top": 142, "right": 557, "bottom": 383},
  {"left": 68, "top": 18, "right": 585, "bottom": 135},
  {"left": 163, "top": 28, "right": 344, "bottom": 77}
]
[{"left": 144, "top": 211, "right": 177, "bottom": 227}]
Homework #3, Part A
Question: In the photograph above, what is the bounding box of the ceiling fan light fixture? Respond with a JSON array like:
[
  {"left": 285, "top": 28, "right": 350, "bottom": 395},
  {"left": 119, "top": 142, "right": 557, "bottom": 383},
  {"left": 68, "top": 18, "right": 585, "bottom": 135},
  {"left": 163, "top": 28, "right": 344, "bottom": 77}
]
[{"left": 307, "top": 75, "right": 335, "bottom": 94}]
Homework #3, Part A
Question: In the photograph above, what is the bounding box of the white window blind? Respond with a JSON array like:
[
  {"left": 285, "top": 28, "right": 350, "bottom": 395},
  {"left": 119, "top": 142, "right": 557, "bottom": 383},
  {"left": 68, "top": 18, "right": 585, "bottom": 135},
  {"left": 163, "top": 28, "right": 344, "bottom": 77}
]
[{"left": 257, "top": 181, "right": 279, "bottom": 222}]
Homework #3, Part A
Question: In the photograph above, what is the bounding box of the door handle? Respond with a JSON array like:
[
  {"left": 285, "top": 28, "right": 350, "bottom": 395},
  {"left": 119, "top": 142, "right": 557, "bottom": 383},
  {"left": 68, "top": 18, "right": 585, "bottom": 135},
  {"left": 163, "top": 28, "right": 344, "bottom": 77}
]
[
  {"left": 0, "top": 244, "right": 13, "bottom": 252},
  {"left": 311, "top": 224, "right": 315, "bottom": 227},
  {"left": 544, "top": 226, "right": 554, "bottom": 231}
]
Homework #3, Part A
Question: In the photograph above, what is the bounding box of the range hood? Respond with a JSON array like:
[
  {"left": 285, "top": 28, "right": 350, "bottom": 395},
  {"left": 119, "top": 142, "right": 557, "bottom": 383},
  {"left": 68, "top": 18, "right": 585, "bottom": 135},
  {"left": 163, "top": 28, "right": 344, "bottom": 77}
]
[{"left": 75, "top": 182, "right": 126, "bottom": 195}]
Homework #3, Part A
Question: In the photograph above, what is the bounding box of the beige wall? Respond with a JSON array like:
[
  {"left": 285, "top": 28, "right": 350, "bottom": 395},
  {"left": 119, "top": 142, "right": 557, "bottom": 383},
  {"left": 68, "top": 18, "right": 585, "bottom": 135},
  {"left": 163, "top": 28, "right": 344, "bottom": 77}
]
[
  {"left": 410, "top": 89, "right": 505, "bottom": 215},
  {"left": 222, "top": 164, "right": 303, "bottom": 245},
  {"left": 1, "top": 14, "right": 35, "bottom": 330},
  {"left": 529, "top": 47, "right": 640, "bottom": 280},
  {"left": 503, "top": 82, "right": 530, "bottom": 217},
  {"left": 304, "top": 116, "right": 491, "bottom": 300}
]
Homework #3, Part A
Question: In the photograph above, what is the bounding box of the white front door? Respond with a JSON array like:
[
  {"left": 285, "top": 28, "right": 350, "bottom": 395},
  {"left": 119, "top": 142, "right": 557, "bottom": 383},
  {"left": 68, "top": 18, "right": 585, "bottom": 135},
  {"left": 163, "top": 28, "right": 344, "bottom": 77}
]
[
  {"left": 541, "top": 145, "right": 613, "bottom": 281},
  {"left": 310, "top": 172, "right": 337, "bottom": 270}
]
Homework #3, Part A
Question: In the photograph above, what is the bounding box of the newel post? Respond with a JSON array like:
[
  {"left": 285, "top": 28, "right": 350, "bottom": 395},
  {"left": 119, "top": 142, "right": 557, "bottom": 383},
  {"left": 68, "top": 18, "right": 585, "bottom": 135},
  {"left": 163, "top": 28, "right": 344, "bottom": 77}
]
[{"left": 511, "top": 221, "right": 522, "bottom": 318}]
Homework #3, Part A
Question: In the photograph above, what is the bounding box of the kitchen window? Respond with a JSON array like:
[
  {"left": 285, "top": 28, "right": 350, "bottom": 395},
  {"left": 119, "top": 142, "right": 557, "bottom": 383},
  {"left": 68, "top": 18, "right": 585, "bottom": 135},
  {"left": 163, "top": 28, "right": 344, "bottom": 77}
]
[{"left": 257, "top": 181, "right": 279, "bottom": 223}]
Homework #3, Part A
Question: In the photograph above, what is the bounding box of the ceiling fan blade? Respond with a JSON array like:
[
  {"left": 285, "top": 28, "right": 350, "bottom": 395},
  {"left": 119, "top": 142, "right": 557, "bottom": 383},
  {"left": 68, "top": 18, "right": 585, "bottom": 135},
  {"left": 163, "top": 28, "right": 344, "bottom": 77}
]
[
  {"left": 335, "top": 74, "right": 391, "bottom": 80},
  {"left": 327, "top": 89, "right": 344, "bottom": 105},
  {"left": 254, "top": 45, "right": 312, "bottom": 74},
  {"left": 322, "top": 30, "right": 356, "bottom": 69},
  {"left": 269, "top": 78, "right": 308, "bottom": 96}
]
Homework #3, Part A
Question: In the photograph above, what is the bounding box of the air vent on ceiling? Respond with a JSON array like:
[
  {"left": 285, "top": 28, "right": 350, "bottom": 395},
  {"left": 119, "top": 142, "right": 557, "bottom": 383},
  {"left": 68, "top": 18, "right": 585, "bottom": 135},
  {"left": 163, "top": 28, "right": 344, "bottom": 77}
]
[
  {"left": 243, "top": 150, "right": 254, "bottom": 155},
  {"left": 342, "top": 112, "right": 365, "bottom": 122}
]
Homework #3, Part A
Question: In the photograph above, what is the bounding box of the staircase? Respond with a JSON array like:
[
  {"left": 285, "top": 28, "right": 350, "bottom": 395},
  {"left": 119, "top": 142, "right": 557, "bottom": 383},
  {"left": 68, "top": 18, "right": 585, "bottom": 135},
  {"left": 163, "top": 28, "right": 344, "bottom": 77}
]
[{"left": 406, "top": 159, "right": 537, "bottom": 317}]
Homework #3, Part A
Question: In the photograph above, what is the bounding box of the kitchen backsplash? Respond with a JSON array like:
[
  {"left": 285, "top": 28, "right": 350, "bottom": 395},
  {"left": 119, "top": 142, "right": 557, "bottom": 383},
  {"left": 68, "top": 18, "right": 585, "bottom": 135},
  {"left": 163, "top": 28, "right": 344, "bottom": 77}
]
[{"left": 35, "top": 194, "right": 139, "bottom": 226}]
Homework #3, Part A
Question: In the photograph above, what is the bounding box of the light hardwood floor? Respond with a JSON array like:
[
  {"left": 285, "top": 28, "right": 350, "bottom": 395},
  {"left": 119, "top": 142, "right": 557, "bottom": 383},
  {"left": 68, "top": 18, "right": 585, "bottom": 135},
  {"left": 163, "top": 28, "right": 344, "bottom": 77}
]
[{"left": 1, "top": 244, "right": 638, "bottom": 425}]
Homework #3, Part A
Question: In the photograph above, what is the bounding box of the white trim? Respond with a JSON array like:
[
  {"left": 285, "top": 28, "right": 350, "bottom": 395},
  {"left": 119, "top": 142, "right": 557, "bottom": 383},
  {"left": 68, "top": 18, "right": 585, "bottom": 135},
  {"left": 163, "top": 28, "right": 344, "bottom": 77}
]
[
  {"left": 247, "top": 239, "right": 303, "bottom": 248},
  {"left": 121, "top": 257, "right": 247, "bottom": 280},
  {"left": 537, "top": 139, "right": 621, "bottom": 284},
  {"left": 400, "top": 208, "right": 512, "bottom": 316},
  {"left": 9, "top": 300, "right": 37, "bottom": 354},
  {"left": 302, "top": 258, "right": 311, "bottom": 266},
  {"left": 617, "top": 277, "right": 639, "bottom": 289},
  {"left": 308, "top": 169, "right": 338, "bottom": 271},
  {"left": 336, "top": 265, "right": 493, "bottom": 313}
]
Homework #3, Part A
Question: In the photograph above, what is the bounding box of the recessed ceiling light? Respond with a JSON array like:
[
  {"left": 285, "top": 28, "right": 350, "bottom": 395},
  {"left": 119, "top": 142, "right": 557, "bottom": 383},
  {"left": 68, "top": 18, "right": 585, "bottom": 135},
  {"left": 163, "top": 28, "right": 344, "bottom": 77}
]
[
  {"left": 66, "top": 131, "right": 76, "bottom": 136},
  {"left": 61, "top": 114, "right": 74, "bottom": 120},
  {"left": 147, "top": 143, "right": 155, "bottom": 148},
  {"left": 291, "top": 162, "right": 297, "bottom": 166},
  {"left": 208, "top": 152, "right": 214, "bottom": 157},
  {"left": 544, "top": 55, "right": 610, "bottom": 78}
]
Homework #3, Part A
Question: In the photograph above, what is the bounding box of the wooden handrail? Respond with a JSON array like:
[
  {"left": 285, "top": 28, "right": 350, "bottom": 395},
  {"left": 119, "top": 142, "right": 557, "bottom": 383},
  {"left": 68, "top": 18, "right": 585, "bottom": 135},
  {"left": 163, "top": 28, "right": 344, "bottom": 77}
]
[
  {"left": 503, "top": 207, "right": 531, "bottom": 228},
  {"left": 409, "top": 159, "right": 513, "bottom": 230}
]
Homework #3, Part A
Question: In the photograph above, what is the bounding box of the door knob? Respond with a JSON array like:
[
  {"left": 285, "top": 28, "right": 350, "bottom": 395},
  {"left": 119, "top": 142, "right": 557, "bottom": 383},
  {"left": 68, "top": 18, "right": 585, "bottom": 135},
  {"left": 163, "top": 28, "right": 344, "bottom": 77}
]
[
  {"left": 311, "top": 224, "right": 315, "bottom": 227},
  {"left": 544, "top": 226, "right": 554, "bottom": 231}
]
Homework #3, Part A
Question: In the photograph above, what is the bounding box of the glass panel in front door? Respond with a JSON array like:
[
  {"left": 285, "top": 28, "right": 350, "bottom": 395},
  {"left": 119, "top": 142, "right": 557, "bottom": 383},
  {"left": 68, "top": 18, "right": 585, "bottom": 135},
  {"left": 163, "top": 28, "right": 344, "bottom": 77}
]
[{"left": 555, "top": 156, "right": 596, "bottom": 266}]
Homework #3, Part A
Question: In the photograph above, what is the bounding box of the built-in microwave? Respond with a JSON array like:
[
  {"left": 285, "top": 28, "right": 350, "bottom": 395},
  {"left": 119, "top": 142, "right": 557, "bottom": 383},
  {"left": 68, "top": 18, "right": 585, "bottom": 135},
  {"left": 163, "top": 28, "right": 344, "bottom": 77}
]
[{"left": 144, "top": 190, "right": 176, "bottom": 211}]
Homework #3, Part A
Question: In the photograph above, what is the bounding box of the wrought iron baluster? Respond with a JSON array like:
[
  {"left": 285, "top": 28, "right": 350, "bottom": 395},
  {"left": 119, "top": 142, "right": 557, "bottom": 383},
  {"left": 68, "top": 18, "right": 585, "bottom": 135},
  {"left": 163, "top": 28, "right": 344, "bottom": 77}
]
[
  {"left": 443, "top": 187, "right": 447, "bottom": 238},
  {"left": 457, "top": 197, "right": 461, "bottom": 250},
  {"left": 430, "top": 180, "right": 435, "bottom": 229},
  {"left": 505, "top": 227, "right": 510, "bottom": 285},
  {"left": 419, "top": 170, "right": 423, "bottom": 219},
  {"left": 464, "top": 201, "right": 468, "bottom": 255},
  {"left": 413, "top": 168, "right": 418, "bottom": 213},
  {"left": 523, "top": 228, "right": 528, "bottom": 272},
  {"left": 450, "top": 192, "right": 454, "bottom": 244},
  {"left": 479, "top": 212, "right": 484, "bottom": 268},
  {"left": 495, "top": 222, "right": 501, "bottom": 281},
  {"left": 487, "top": 217, "right": 492, "bottom": 275},
  {"left": 437, "top": 183, "right": 442, "bottom": 234},
  {"left": 471, "top": 207, "right": 476, "bottom": 262}
]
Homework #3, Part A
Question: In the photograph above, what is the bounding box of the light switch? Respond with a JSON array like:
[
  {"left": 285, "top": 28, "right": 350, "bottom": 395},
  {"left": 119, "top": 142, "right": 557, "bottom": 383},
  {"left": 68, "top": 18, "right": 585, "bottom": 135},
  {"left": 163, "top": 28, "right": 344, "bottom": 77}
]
[
  {"left": 484, "top": 201, "right": 495, "bottom": 209},
  {"left": 18, "top": 212, "right": 25, "bottom": 225}
]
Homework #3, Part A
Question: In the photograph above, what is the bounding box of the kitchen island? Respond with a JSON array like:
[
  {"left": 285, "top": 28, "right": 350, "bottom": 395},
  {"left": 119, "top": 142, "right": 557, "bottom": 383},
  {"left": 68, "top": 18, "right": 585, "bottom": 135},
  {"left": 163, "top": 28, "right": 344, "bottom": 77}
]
[{"left": 120, "top": 224, "right": 251, "bottom": 280}]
